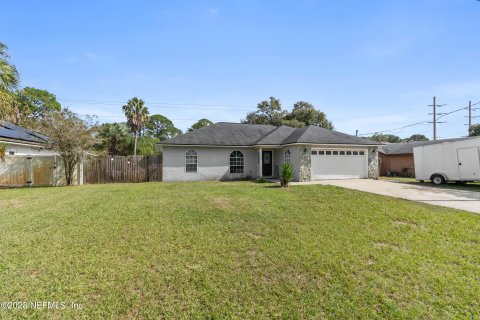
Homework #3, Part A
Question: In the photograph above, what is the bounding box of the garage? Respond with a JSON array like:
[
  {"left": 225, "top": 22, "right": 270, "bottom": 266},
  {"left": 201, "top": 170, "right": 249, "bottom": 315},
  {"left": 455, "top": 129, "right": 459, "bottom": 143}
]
[{"left": 311, "top": 149, "right": 368, "bottom": 180}]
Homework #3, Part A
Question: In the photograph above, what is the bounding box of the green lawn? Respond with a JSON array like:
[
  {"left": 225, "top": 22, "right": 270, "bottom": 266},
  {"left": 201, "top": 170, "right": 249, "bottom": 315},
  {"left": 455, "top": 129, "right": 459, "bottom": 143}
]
[
  {"left": 380, "top": 176, "right": 480, "bottom": 192},
  {"left": 0, "top": 182, "right": 479, "bottom": 319}
]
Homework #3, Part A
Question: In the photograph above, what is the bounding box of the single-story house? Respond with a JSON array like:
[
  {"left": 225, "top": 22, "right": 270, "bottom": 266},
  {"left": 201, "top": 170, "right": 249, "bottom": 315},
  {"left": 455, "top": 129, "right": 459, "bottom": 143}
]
[
  {"left": 160, "top": 122, "right": 381, "bottom": 182},
  {"left": 378, "top": 138, "right": 471, "bottom": 177},
  {"left": 0, "top": 120, "right": 56, "bottom": 156}
]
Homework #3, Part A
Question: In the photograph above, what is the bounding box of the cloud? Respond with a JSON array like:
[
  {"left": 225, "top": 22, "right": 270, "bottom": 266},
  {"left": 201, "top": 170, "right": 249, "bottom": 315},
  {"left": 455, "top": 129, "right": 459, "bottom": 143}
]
[
  {"left": 84, "top": 51, "right": 111, "bottom": 62},
  {"left": 208, "top": 7, "right": 219, "bottom": 18},
  {"left": 365, "top": 37, "right": 412, "bottom": 57},
  {"left": 63, "top": 56, "right": 80, "bottom": 64}
]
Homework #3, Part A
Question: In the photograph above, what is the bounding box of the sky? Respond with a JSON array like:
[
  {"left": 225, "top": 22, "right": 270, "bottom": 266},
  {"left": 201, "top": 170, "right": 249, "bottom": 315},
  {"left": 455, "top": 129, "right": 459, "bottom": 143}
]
[{"left": 2, "top": 0, "right": 480, "bottom": 139}]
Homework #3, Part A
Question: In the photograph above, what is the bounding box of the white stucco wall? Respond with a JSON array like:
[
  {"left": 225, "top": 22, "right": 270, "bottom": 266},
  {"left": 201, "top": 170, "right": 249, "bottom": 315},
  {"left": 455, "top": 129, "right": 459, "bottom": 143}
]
[
  {"left": 163, "top": 146, "right": 258, "bottom": 182},
  {"left": 1, "top": 140, "right": 58, "bottom": 156},
  {"left": 285, "top": 146, "right": 302, "bottom": 181},
  {"left": 162, "top": 144, "right": 377, "bottom": 182}
]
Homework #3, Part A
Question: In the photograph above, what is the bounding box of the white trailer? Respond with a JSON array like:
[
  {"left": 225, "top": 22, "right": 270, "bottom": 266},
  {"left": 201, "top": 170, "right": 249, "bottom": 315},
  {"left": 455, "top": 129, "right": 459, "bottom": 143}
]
[{"left": 413, "top": 137, "right": 480, "bottom": 185}]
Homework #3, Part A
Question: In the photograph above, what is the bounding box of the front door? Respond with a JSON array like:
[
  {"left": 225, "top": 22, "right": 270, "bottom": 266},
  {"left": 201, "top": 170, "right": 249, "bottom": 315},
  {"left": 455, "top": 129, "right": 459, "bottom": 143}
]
[
  {"left": 262, "top": 151, "right": 273, "bottom": 177},
  {"left": 457, "top": 147, "right": 480, "bottom": 180}
]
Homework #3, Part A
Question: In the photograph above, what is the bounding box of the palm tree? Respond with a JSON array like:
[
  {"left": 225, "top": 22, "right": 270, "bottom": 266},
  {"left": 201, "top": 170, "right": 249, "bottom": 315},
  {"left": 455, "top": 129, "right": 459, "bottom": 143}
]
[
  {"left": 97, "top": 122, "right": 131, "bottom": 156},
  {"left": 122, "top": 97, "right": 149, "bottom": 156},
  {"left": 0, "top": 42, "right": 19, "bottom": 91}
]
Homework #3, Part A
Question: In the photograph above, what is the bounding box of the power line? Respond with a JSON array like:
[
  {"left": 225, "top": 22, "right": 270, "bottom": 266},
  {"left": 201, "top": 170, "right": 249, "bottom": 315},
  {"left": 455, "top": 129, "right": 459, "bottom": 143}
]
[
  {"left": 358, "top": 121, "right": 430, "bottom": 136},
  {"left": 77, "top": 113, "right": 231, "bottom": 122},
  {"left": 436, "top": 101, "right": 480, "bottom": 120},
  {"left": 437, "top": 106, "right": 467, "bottom": 119},
  {"left": 59, "top": 98, "right": 255, "bottom": 111},
  {"left": 465, "top": 101, "right": 480, "bottom": 132},
  {"left": 358, "top": 99, "right": 480, "bottom": 138}
]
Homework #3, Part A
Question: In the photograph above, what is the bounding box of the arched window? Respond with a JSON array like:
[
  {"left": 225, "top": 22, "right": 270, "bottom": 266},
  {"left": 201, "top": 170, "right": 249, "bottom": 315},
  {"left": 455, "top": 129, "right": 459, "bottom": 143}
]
[
  {"left": 185, "top": 150, "right": 198, "bottom": 172},
  {"left": 284, "top": 149, "right": 291, "bottom": 163},
  {"left": 229, "top": 151, "right": 244, "bottom": 173}
]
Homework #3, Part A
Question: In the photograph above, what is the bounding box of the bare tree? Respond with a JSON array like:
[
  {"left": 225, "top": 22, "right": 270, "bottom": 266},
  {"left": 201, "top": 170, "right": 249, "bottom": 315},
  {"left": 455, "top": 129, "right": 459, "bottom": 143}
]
[{"left": 41, "top": 109, "right": 95, "bottom": 185}]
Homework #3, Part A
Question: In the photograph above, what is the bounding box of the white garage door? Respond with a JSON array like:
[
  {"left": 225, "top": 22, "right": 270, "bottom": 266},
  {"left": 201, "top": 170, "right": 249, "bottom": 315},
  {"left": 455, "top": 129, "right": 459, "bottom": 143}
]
[{"left": 311, "top": 149, "right": 367, "bottom": 180}]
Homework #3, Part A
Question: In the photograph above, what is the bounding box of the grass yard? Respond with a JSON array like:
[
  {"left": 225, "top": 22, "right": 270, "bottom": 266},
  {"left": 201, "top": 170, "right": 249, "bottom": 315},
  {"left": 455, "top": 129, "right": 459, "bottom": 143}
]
[{"left": 0, "top": 182, "right": 479, "bottom": 319}]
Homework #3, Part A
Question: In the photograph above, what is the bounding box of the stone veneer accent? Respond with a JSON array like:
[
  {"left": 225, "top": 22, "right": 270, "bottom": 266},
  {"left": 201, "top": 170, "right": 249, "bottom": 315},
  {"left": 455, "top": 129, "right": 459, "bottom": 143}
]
[
  {"left": 299, "top": 146, "right": 311, "bottom": 182},
  {"left": 367, "top": 146, "right": 379, "bottom": 179}
]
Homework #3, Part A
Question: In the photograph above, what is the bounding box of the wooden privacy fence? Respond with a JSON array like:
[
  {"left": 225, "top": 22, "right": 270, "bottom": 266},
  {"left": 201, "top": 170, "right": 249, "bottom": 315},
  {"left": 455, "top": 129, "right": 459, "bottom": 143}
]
[{"left": 83, "top": 155, "right": 162, "bottom": 184}]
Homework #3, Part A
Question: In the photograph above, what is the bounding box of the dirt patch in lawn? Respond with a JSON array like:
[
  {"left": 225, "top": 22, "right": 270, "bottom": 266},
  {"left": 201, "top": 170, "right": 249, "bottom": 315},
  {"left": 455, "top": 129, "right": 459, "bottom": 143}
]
[
  {"left": 213, "top": 197, "right": 232, "bottom": 210},
  {"left": 393, "top": 220, "right": 418, "bottom": 228},
  {"left": 374, "top": 241, "right": 400, "bottom": 250},
  {"left": 0, "top": 199, "right": 22, "bottom": 210}
]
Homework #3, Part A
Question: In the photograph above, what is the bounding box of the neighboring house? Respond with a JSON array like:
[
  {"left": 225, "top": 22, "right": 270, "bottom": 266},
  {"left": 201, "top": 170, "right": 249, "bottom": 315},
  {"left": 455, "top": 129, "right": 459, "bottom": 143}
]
[
  {"left": 378, "top": 138, "right": 472, "bottom": 177},
  {"left": 160, "top": 122, "right": 381, "bottom": 182},
  {"left": 0, "top": 120, "right": 56, "bottom": 156},
  {"left": 0, "top": 121, "right": 83, "bottom": 187}
]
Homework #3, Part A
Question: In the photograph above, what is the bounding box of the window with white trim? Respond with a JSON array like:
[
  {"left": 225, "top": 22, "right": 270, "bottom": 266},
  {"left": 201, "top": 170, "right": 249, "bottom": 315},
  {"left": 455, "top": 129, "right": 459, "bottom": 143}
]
[
  {"left": 185, "top": 150, "right": 198, "bottom": 172},
  {"left": 229, "top": 151, "right": 244, "bottom": 173},
  {"left": 284, "top": 150, "right": 291, "bottom": 163}
]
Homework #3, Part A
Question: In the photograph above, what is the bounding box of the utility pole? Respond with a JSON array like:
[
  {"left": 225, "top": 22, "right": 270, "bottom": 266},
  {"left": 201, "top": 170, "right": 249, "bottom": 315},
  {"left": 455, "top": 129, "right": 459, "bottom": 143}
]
[
  {"left": 433, "top": 96, "right": 437, "bottom": 140},
  {"left": 465, "top": 100, "right": 480, "bottom": 135},
  {"left": 468, "top": 101, "right": 472, "bottom": 129},
  {"left": 428, "top": 96, "right": 446, "bottom": 140}
]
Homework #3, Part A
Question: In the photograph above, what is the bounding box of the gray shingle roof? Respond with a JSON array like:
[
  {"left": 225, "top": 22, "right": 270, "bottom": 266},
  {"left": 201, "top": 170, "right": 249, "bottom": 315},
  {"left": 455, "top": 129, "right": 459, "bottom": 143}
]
[
  {"left": 162, "top": 123, "right": 277, "bottom": 146},
  {"left": 161, "top": 122, "right": 381, "bottom": 146},
  {"left": 378, "top": 137, "right": 475, "bottom": 155},
  {"left": 255, "top": 125, "right": 297, "bottom": 145},
  {"left": 282, "top": 125, "right": 379, "bottom": 145},
  {"left": 0, "top": 121, "right": 49, "bottom": 144}
]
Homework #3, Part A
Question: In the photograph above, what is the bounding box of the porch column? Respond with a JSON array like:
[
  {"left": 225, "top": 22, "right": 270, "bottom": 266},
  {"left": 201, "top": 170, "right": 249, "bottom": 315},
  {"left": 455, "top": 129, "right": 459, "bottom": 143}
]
[{"left": 258, "top": 147, "right": 263, "bottom": 178}]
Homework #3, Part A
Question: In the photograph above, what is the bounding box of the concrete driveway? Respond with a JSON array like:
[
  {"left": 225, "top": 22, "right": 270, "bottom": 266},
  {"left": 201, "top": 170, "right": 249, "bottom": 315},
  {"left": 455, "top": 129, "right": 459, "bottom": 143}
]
[{"left": 295, "top": 179, "right": 480, "bottom": 214}]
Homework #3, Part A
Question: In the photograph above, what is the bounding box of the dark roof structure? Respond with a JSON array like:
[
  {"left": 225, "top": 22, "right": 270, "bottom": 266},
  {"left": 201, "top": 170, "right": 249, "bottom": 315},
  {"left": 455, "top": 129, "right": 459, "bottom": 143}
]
[
  {"left": 282, "top": 125, "right": 377, "bottom": 145},
  {"left": 0, "top": 121, "right": 49, "bottom": 144},
  {"left": 161, "top": 122, "right": 381, "bottom": 146},
  {"left": 379, "top": 137, "right": 475, "bottom": 155}
]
